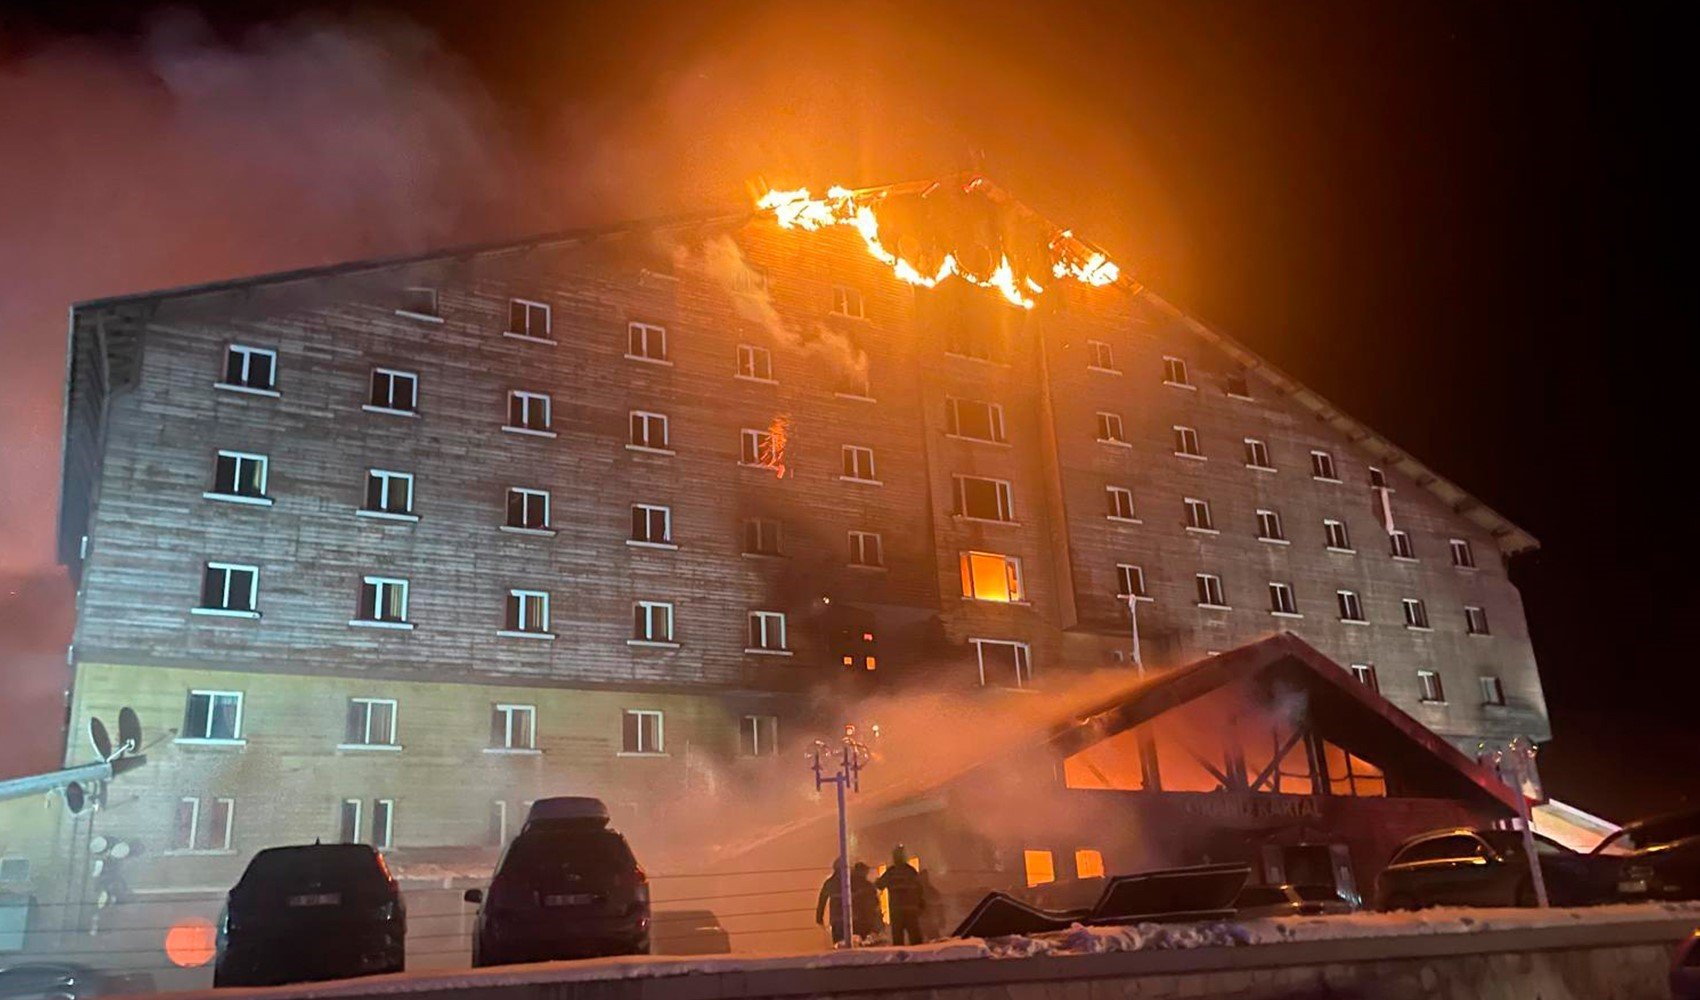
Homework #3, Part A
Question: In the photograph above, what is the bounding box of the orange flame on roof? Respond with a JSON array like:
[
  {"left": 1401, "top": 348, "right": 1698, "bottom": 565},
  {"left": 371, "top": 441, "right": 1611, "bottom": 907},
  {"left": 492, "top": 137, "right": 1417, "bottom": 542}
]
[{"left": 756, "top": 184, "right": 1121, "bottom": 309}]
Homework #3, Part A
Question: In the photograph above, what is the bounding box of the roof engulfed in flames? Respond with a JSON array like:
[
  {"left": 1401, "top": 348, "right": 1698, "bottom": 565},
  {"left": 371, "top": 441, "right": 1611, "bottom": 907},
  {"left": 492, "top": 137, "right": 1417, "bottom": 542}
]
[{"left": 756, "top": 180, "right": 1120, "bottom": 310}]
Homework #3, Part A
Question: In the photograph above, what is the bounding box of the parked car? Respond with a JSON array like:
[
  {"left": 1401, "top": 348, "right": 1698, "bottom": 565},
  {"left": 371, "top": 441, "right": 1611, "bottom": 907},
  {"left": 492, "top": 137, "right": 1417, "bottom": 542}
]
[
  {"left": 1374, "top": 827, "right": 1617, "bottom": 910},
  {"left": 213, "top": 843, "right": 406, "bottom": 987},
  {"left": 0, "top": 964, "right": 151, "bottom": 1000},
  {"left": 651, "top": 910, "right": 730, "bottom": 955},
  {"left": 1590, "top": 807, "right": 1700, "bottom": 901},
  {"left": 1672, "top": 929, "right": 1700, "bottom": 1000},
  {"left": 1231, "top": 883, "right": 1357, "bottom": 919},
  {"left": 466, "top": 797, "right": 650, "bottom": 966}
]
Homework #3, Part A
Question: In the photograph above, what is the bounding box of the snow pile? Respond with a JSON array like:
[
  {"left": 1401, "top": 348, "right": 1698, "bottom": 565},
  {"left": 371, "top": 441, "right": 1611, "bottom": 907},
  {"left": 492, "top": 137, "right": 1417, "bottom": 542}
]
[
  {"left": 984, "top": 920, "right": 1254, "bottom": 958},
  {"left": 1239, "top": 901, "right": 1700, "bottom": 945}
]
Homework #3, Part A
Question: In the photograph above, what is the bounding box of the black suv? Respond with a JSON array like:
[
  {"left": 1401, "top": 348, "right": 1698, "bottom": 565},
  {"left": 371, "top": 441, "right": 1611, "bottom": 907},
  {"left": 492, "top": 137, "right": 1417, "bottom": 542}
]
[
  {"left": 1374, "top": 827, "right": 1616, "bottom": 910},
  {"left": 466, "top": 797, "right": 650, "bottom": 965},
  {"left": 1592, "top": 808, "right": 1700, "bottom": 901},
  {"left": 214, "top": 843, "right": 406, "bottom": 987}
]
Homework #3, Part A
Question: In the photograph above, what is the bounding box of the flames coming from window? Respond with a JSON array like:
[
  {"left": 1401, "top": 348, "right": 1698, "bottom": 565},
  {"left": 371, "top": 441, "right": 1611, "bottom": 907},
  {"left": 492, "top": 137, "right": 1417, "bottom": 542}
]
[{"left": 755, "top": 182, "right": 1121, "bottom": 310}]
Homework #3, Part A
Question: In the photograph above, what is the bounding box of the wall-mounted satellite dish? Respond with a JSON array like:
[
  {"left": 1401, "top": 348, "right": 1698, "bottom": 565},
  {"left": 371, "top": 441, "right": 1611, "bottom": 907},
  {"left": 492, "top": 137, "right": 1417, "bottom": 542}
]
[
  {"left": 109, "top": 841, "right": 131, "bottom": 860},
  {"left": 89, "top": 717, "right": 113, "bottom": 761},
  {"left": 117, "top": 707, "right": 142, "bottom": 753},
  {"left": 65, "top": 782, "right": 85, "bottom": 814},
  {"left": 89, "top": 836, "right": 109, "bottom": 854}
]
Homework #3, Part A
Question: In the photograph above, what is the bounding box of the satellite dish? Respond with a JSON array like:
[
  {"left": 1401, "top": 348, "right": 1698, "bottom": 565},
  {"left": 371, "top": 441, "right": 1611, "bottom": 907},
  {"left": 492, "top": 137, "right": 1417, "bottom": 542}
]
[
  {"left": 89, "top": 836, "right": 109, "bottom": 854},
  {"left": 117, "top": 708, "right": 142, "bottom": 751},
  {"left": 109, "top": 841, "right": 131, "bottom": 859},
  {"left": 89, "top": 717, "right": 113, "bottom": 761},
  {"left": 65, "top": 782, "right": 86, "bottom": 814}
]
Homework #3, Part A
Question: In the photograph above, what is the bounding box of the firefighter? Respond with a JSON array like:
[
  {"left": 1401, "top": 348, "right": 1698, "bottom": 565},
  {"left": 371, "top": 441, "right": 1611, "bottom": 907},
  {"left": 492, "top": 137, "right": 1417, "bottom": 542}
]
[
  {"left": 814, "top": 858, "right": 849, "bottom": 946},
  {"left": 850, "top": 862, "right": 885, "bottom": 944},
  {"left": 917, "top": 868, "right": 944, "bottom": 941},
  {"left": 875, "top": 844, "right": 924, "bottom": 945}
]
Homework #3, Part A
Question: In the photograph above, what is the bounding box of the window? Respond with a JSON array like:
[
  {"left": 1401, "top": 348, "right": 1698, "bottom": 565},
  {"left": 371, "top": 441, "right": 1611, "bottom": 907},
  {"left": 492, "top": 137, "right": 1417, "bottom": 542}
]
[
  {"left": 747, "top": 611, "right": 788, "bottom": 652},
  {"left": 1162, "top": 356, "right": 1191, "bottom": 387},
  {"left": 737, "top": 344, "right": 774, "bottom": 381},
  {"left": 1244, "top": 438, "right": 1273, "bottom": 470},
  {"left": 960, "top": 551, "right": 1024, "bottom": 603},
  {"left": 1479, "top": 675, "right": 1506, "bottom": 706},
  {"left": 1369, "top": 466, "right": 1388, "bottom": 490},
  {"left": 831, "top": 284, "right": 865, "bottom": 318},
  {"left": 631, "top": 601, "right": 674, "bottom": 644},
  {"left": 741, "top": 428, "right": 779, "bottom": 468},
  {"left": 506, "top": 488, "right": 551, "bottom": 531},
  {"left": 1173, "top": 425, "right": 1203, "bottom": 458},
  {"left": 631, "top": 504, "right": 672, "bottom": 545},
  {"left": 1116, "top": 564, "right": 1148, "bottom": 600},
  {"left": 1075, "top": 849, "right": 1106, "bottom": 880},
  {"left": 1390, "top": 530, "right": 1415, "bottom": 559},
  {"left": 1195, "top": 573, "right": 1227, "bottom": 608},
  {"left": 1106, "top": 486, "right": 1138, "bottom": 521},
  {"left": 622, "top": 710, "right": 664, "bottom": 754},
  {"left": 507, "top": 391, "right": 552, "bottom": 433},
  {"left": 1450, "top": 538, "right": 1477, "bottom": 569},
  {"left": 1024, "top": 849, "right": 1055, "bottom": 887},
  {"left": 627, "top": 322, "right": 668, "bottom": 362},
  {"left": 1350, "top": 663, "right": 1379, "bottom": 692},
  {"left": 183, "top": 691, "right": 242, "bottom": 742},
  {"left": 356, "top": 576, "right": 410, "bottom": 626},
  {"left": 1337, "top": 590, "right": 1365, "bottom": 622},
  {"left": 368, "top": 368, "right": 418, "bottom": 413},
  {"left": 1184, "top": 497, "right": 1215, "bottom": 532},
  {"left": 172, "top": 797, "right": 234, "bottom": 853},
  {"left": 1323, "top": 519, "right": 1352, "bottom": 551},
  {"left": 1311, "top": 450, "right": 1339, "bottom": 481},
  {"left": 1418, "top": 670, "right": 1445, "bottom": 703},
  {"left": 508, "top": 298, "right": 551, "bottom": 340},
  {"left": 836, "top": 366, "right": 874, "bottom": 399},
  {"left": 488, "top": 801, "right": 509, "bottom": 846},
  {"left": 1269, "top": 582, "right": 1298, "bottom": 616},
  {"left": 363, "top": 470, "right": 414, "bottom": 517},
  {"left": 212, "top": 451, "right": 268, "bottom": 500},
  {"left": 848, "top": 531, "right": 884, "bottom": 568},
  {"left": 491, "top": 704, "right": 536, "bottom": 750},
  {"left": 399, "top": 286, "right": 438, "bottom": 319},
  {"left": 743, "top": 518, "right": 783, "bottom": 556},
  {"left": 973, "top": 639, "right": 1033, "bottom": 688},
  {"left": 505, "top": 589, "right": 551, "bottom": 635},
  {"left": 1402, "top": 598, "right": 1430, "bottom": 630},
  {"left": 1255, "top": 508, "right": 1285, "bottom": 542},
  {"left": 955, "top": 476, "right": 1015, "bottom": 522},
  {"left": 1465, "top": 606, "right": 1490, "bottom": 635},
  {"left": 338, "top": 799, "right": 361, "bottom": 844},
  {"left": 0, "top": 857, "right": 29, "bottom": 883},
  {"left": 741, "top": 715, "right": 779, "bottom": 757},
  {"left": 344, "top": 698, "right": 397, "bottom": 748},
  {"left": 199, "top": 563, "right": 258, "bottom": 615},
  {"left": 1087, "top": 340, "right": 1116, "bottom": 371},
  {"left": 222, "top": 345, "right": 277, "bottom": 392},
  {"left": 947, "top": 397, "right": 1007, "bottom": 443},
  {"left": 1224, "top": 369, "right": 1252, "bottom": 399},
  {"left": 1095, "top": 412, "right": 1127, "bottom": 444},
  {"left": 629, "top": 410, "right": 671, "bottom": 451},
  {"left": 841, "top": 445, "right": 878, "bottom": 482},
  {"left": 371, "top": 799, "right": 394, "bottom": 849}
]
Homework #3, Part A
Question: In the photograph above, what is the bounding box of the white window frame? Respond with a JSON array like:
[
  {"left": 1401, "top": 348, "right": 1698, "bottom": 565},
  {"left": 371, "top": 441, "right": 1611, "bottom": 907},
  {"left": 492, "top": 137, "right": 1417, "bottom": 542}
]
[
  {"left": 504, "top": 487, "right": 553, "bottom": 534},
  {"left": 1337, "top": 589, "right": 1366, "bottom": 623},
  {"left": 1479, "top": 675, "right": 1506, "bottom": 706},
  {"left": 1350, "top": 663, "right": 1379, "bottom": 691},
  {"left": 505, "top": 390, "right": 554, "bottom": 436},
  {"left": 736, "top": 344, "right": 775, "bottom": 382},
  {"left": 1195, "top": 573, "right": 1228, "bottom": 609},
  {"left": 219, "top": 344, "right": 279, "bottom": 395},
  {"left": 747, "top": 610, "right": 790, "bottom": 654},
  {"left": 1390, "top": 529, "right": 1416, "bottom": 560},
  {"left": 1095, "top": 411, "right": 1128, "bottom": 446},
  {"left": 365, "top": 368, "right": 418, "bottom": 416},
  {"left": 1323, "top": 519, "right": 1354, "bottom": 552},
  {"left": 972, "top": 638, "right": 1033, "bottom": 688},
  {"left": 1162, "top": 356, "right": 1193, "bottom": 389},
  {"left": 848, "top": 530, "right": 884, "bottom": 568},
  {"left": 1417, "top": 669, "right": 1446, "bottom": 704},
  {"left": 507, "top": 298, "right": 553, "bottom": 342},
  {"left": 180, "top": 690, "right": 244, "bottom": 744},
  {"left": 1244, "top": 438, "right": 1274, "bottom": 471},
  {"left": 1086, "top": 340, "right": 1117, "bottom": 373},
  {"left": 740, "top": 428, "right": 780, "bottom": 470},
  {"left": 626, "top": 321, "right": 669, "bottom": 364},
  {"left": 1173, "top": 425, "right": 1204, "bottom": 459},
  {"left": 1465, "top": 605, "right": 1490, "bottom": 636},
  {"left": 1184, "top": 497, "right": 1216, "bottom": 533},
  {"left": 398, "top": 286, "right": 441, "bottom": 321},
  {"left": 339, "top": 799, "right": 362, "bottom": 844},
  {"left": 1106, "top": 486, "right": 1139, "bottom": 522},
  {"left": 172, "top": 796, "right": 235, "bottom": 854},
  {"left": 630, "top": 503, "right": 674, "bottom": 548},
  {"left": 1255, "top": 508, "right": 1286, "bottom": 543},
  {"left": 352, "top": 576, "right": 411, "bottom": 630},
  {"left": 1269, "top": 581, "right": 1300, "bottom": 617},
  {"left": 371, "top": 799, "right": 395, "bottom": 849},
  {"left": 1450, "top": 538, "right": 1478, "bottom": 569},
  {"left": 628, "top": 410, "right": 672, "bottom": 453},
  {"left": 960, "top": 550, "right": 1025, "bottom": 603},
  {"left": 831, "top": 284, "right": 865, "bottom": 319},
  {"left": 1311, "top": 449, "right": 1340, "bottom": 482},
  {"left": 946, "top": 397, "right": 1008, "bottom": 443},
  {"left": 341, "top": 697, "right": 399, "bottom": 749},
  {"left": 841, "top": 445, "right": 880, "bottom": 484},
  {"left": 196, "top": 562, "right": 259, "bottom": 617},
  {"left": 741, "top": 715, "right": 779, "bottom": 757},
  {"left": 953, "top": 475, "right": 1016, "bottom": 523},
  {"left": 207, "top": 450, "right": 271, "bottom": 505},
  {"left": 1402, "top": 597, "right": 1431, "bottom": 631},
  {"left": 1116, "top": 563, "right": 1150, "bottom": 601},
  {"left": 743, "top": 517, "right": 783, "bottom": 557},
  {"left": 360, "top": 469, "right": 416, "bottom": 521},
  {"left": 622, "top": 709, "right": 666, "bottom": 755},
  {"left": 630, "top": 601, "right": 676, "bottom": 646},
  {"left": 502, "top": 589, "right": 553, "bottom": 639},
  {"left": 491, "top": 703, "right": 538, "bottom": 751}
]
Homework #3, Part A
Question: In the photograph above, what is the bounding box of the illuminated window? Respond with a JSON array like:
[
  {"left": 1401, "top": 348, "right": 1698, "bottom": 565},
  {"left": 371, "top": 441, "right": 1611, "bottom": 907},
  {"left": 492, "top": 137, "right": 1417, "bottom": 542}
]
[
  {"left": 1184, "top": 497, "right": 1215, "bottom": 532},
  {"left": 198, "top": 563, "right": 258, "bottom": 615},
  {"left": 1323, "top": 519, "right": 1353, "bottom": 551},
  {"left": 947, "top": 397, "right": 1007, "bottom": 443},
  {"left": 1466, "top": 606, "right": 1490, "bottom": 635},
  {"left": 1450, "top": 538, "right": 1477, "bottom": 569},
  {"left": 743, "top": 518, "right": 783, "bottom": 556},
  {"left": 1350, "top": 663, "right": 1379, "bottom": 691},
  {"left": 506, "top": 390, "right": 551, "bottom": 433},
  {"left": 1390, "top": 530, "right": 1415, "bottom": 559},
  {"left": 354, "top": 577, "right": 409, "bottom": 627},
  {"left": 504, "top": 589, "right": 551, "bottom": 636},
  {"left": 344, "top": 698, "right": 397, "bottom": 747},
  {"left": 741, "top": 428, "right": 778, "bottom": 468},
  {"left": 1256, "top": 508, "right": 1285, "bottom": 542},
  {"left": 1244, "top": 438, "right": 1273, "bottom": 470},
  {"left": 1417, "top": 669, "right": 1445, "bottom": 703},
  {"left": 363, "top": 469, "right": 414, "bottom": 517},
  {"left": 1162, "top": 356, "right": 1192, "bottom": 387},
  {"left": 1402, "top": 598, "right": 1430, "bottom": 630},
  {"left": 631, "top": 601, "right": 675, "bottom": 644},
  {"left": 741, "top": 715, "right": 779, "bottom": 756},
  {"left": 737, "top": 344, "right": 774, "bottom": 381},
  {"left": 629, "top": 410, "right": 671, "bottom": 452},
  {"left": 1323, "top": 742, "right": 1387, "bottom": 797},
  {"left": 1244, "top": 724, "right": 1314, "bottom": 795},
  {"left": 960, "top": 551, "right": 1024, "bottom": 602},
  {"left": 1311, "top": 450, "right": 1339, "bottom": 481},
  {"left": 1269, "top": 582, "right": 1298, "bottom": 616},
  {"left": 211, "top": 451, "right": 268, "bottom": 501},
  {"left": 831, "top": 285, "right": 865, "bottom": 318},
  {"left": 183, "top": 691, "right": 242, "bottom": 742},
  {"left": 1479, "top": 675, "right": 1506, "bottom": 706},
  {"left": 747, "top": 611, "right": 788, "bottom": 653},
  {"left": 1096, "top": 412, "right": 1127, "bottom": 444},
  {"left": 506, "top": 488, "right": 551, "bottom": 531},
  {"left": 1063, "top": 728, "right": 1147, "bottom": 790},
  {"left": 1337, "top": 590, "right": 1365, "bottom": 623},
  {"left": 1174, "top": 426, "right": 1203, "bottom": 458},
  {"left": 973, "top": 638, "right": 1032, "bottom": 688},
  {"left": 1106, "top": 486, "right": 1137, "bottom": 521},
  {"left": 848, "top": 530, "right": 883, "bottom": 568},
  {"left": 1075, "top": 850, "right": 1106, "bottom": 880},
  {"left": 369, "top": 368, "right": 418, "bottom": 414},
  {"left": 1195, "top": 574, "right": 1227, "bottom": 608},
  {"left": 399, "top": 286, "right": 438, "bottom": 319},
  {"left": 491, "top": 704, "right": 536, "bottom": 750},
  {"left": 841, "top": 445, "right": 878, "bottom": 483},
  {"left": 631, "top": 504, "right": 672, "bottom": 545},
  {"left": 1023, "top": 850, "right": 1055, "bottom": 887},
  {"left": 1087, "top": 340, "right": 1117, "bottom": 371},
  {"left": 626, "top": 321, "right": 668, "bottom": 362},
  {"left": 172, "top": 797, "right": 234, "bottom": 853},
  {"left": 954, "top": 476, "right": 1015, "bottom": 522},
  {"left": 1153, "top": 719, "right": 1229, "bottom": 792},
  {"left": 508, "top": 298, "right": 552, "bottom": 340},
  {"left": 1116, "top": 563, "right": 1148, "bottom": 600},
  {"left": 622, "top": 709, "right": 664, "bottom": 754},
  {"left": 221, "top": 345, "right": 277, "bottom": 393}
]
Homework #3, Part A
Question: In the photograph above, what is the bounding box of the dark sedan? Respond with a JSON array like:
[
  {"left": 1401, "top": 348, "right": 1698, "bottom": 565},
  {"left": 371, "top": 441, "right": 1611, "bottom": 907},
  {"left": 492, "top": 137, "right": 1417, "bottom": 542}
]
[
  {"left": 1374, "top": 827, "right": 1618, "bottom": 910},
  {"left": 1592, "top": 807, "right": 1700, "bottom": 901}
]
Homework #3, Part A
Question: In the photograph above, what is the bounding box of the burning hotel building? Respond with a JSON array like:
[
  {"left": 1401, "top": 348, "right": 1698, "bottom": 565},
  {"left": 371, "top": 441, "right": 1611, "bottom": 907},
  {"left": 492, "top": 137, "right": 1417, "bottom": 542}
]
[{"left": 32, "top": 175, "right": 1547, "bottom": 956}]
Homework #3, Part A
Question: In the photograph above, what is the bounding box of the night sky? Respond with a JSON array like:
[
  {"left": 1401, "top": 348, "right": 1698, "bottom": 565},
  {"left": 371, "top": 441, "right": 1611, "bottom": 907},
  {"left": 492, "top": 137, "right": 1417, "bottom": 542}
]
[{"left": 1, "top": 1, "right": 1691, "bottom": 813}]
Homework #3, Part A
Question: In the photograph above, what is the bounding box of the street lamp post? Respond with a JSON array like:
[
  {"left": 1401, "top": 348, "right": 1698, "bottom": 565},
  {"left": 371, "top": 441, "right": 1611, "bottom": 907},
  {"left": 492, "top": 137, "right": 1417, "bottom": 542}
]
[
  {"left": 1482, "top": 735, "right": 1549, "bottom": 908},
  {"left": 808, "top": 730, "right": 871, "bottom": 948}
]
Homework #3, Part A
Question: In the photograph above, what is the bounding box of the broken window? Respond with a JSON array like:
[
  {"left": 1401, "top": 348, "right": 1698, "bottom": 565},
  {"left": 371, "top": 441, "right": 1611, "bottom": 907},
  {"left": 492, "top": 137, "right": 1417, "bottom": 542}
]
[
  {"left": 631, "top": 504, "right": 671, "bottom": 545},
  {"left": 955, "top": 476, "right": 1014, "bottom": 521},
  {"left": 1173, "top": 425, "right": 1203, "bottom": 458},
  {"left": 1243, "top": 722, "right": 1314, "bottom": 796},
  {"left": 506, "top": 488, "right": 550, "bottom": 530},
  {"left": 627, "top": 322, "right": 668, "bottom": 362},
  {"left": 960, "top": 551, "right": 1024, "bottom": 603},
  {"left": 1063, "top": 727, "right": 1147, "bottom": 791},
  {"left": 743, "top": 518, "right": 783, "bottom": 556},
  {"left": 222, "top": 345, "right": 277, "bottom": 392},
  {"left": 213, "top": 451, "right": 268, "bottom": 499},
  {"left": 508, "top": 298, "right": 551, "bottom": 339},
  {"left": 947, "top": 397, "right": 1007, "bottom": 443},
  {"left": 741, "top": 428, "right": 776, "bottom": 467},
  {"left": 370, "top": 368, "right": 418, "bottom": 413},
  {"left": 972, "top": 638, "right": 1032, "bottom": 688},
  {"left": 1106, "top": 486, "right": 1137, "bottom": 521},
  {"left": 1152, "top": 716, "right": 1230, "bottom": 793}
]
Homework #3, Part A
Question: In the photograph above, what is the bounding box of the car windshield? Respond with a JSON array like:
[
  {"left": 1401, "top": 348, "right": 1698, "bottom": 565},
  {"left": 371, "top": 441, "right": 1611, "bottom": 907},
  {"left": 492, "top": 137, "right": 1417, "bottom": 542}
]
[
  {"left": 498, "top": 827, "right": 634, "bottom": 881},
  {"left": 1596, "top": 812, "right": 1700, "bottom": 855},
  {"left": 234, "top": 846, "right": 386, "bottom": 899}
]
